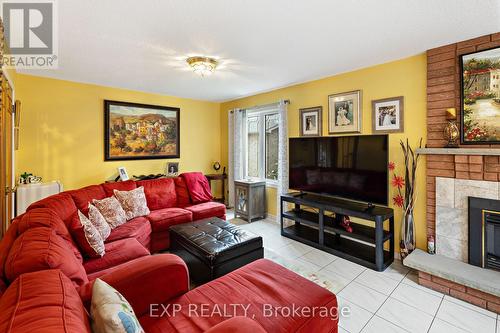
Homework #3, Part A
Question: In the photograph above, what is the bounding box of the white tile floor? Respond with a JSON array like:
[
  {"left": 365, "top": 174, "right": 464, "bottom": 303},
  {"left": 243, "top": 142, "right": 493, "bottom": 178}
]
[{"left": 230, "top": 216, "right": 500, "bottom": 333}]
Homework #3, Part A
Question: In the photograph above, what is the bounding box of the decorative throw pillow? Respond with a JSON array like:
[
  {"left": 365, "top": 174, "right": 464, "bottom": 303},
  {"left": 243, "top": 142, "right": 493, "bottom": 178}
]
[
  {"left": 93, "top": 196, "right": 127, "bottom": 229},
  {"left": 88, "top": 204, "right": 111, "bottom": 240},
  {"left": 113, "top": 187, "right": 150, "bottom": 220},
  {"left": 69, "top": 211, "right": 105, "bottom": 258},
  {"left": 91, "top": 279, "right": 144, "bottom": 333}
]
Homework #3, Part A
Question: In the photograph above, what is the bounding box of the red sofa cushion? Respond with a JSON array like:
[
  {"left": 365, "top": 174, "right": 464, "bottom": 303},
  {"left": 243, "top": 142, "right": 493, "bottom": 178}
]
[
  {"left": 137, "top": 178, "right": 177, "bottom": 210},
  {"left": 102, "top": 180, "right": 137, "bottom": 197},
  {"left": 181, "top": 172, "right": 213, "bottom": 204},
  {"left": 106, "top": 216, "right": 152, "bottom": 248},
  {"left": 27, "top": 192, "right": 77, "bottom": 223},
  {"left": 4, "top": 227, "right": 88, "bottom": 286},
  {"left": 185, "top": 201, "right": 226, "bottom": 220},
  {"left": 0, "top": 270, "right": 91, "bottom": 333},
  {"left": 68, "top": 184, "right": 106, "bottom": 215},
  {"left": 83, "top": 238, "right": 150, "bottom": 275},
  {"left": 140, "top": 259, "right": 337, "bottom": 333},
  {"left": 174, "top": 176, "right": 191, "bottom": 207},
  {"left": 146, "top": 208, "right": 193, "bottom": 232},
  {"left": 0, "top": 219, "right": 19, "bottom": 296},
  {"left": 204, "top": 317, "right": 267, "bottom": 333},
  {"left": 18, "top": 208, "right": 83, "bottom": 263}
]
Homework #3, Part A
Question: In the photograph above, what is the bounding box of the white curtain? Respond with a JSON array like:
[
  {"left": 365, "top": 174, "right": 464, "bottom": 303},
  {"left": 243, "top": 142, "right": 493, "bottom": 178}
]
[
  {"left": 228, "top": 108, "right": 246, "bottom": 208},
  {"left": 276, "top": 100, "right": 289, "bottom": 218}
]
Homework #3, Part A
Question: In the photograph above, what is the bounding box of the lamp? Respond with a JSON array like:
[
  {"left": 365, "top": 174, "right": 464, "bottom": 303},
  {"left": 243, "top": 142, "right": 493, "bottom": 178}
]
[
  {"left": 443, "top": 108, "right": 459, "bottom": 148},
  {"left": 186, "top": 56, "right": 218, "bottom": 76}
]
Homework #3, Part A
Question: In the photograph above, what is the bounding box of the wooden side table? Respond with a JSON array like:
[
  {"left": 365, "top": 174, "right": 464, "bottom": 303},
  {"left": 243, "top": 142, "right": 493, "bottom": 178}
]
[
  {"left": 234, "top": 180, "right": 266, "bottom": 222},
  {"left": 205, "top": 173, "right": 228, "bottom": 206}
]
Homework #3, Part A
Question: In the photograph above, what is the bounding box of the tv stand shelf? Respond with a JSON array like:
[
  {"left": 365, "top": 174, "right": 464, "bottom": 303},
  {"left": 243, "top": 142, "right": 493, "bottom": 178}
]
[{"left": 280, "top": 193, "right": 394, "bottom": 271}]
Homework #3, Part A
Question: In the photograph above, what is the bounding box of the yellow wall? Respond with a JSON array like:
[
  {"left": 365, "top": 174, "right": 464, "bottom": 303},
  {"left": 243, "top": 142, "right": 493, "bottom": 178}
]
[
  {"left": 220, "top": 54, "right": 428, "bottom": 251},
  {"left": 15, "top": 74, "right": 222, "bottom": 190}
]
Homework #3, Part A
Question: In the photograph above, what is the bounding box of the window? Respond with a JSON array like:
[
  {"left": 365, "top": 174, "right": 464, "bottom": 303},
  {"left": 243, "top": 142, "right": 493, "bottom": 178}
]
[{"left": 245, "top": 109, "right": 279, "bottom": 183}]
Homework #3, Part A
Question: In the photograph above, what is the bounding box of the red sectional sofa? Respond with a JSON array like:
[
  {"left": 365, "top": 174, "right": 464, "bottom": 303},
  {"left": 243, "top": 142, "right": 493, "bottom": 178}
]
[
  {"left": 0, "top": 255, "right": 338, "bottom": 332},
  {"left": 0, "top": 176, "right": 226, "bottom": 293},
  {"left": 0, "top": 176, "right": 339, "bottom": 332}
]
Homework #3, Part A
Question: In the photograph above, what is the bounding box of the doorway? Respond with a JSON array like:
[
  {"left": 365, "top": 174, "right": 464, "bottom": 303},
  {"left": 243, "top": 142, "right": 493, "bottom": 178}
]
[{"left": 0, "top": 73, "right": 14, "bottom": 237}]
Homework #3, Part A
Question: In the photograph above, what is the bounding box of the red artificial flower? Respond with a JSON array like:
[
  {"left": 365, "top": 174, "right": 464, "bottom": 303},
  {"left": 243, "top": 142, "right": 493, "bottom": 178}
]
[
  {"left": 388, "top": 162, "right": 395, "bottom": 171},
  {"left": 393, "top": 194, "right": 404, "bottom": 207},
  {"left": 391, "top": 175, "right": 405, "bottom": 189}
]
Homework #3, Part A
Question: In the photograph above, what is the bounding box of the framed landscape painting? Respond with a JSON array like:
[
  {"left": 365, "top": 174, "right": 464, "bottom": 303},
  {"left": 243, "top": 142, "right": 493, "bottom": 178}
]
[
  {"left": 460, "top": 46, "right": 500, "bottom": 144},
  {"left": 104, "top": 100, "right": 180, "bottom": 160}
]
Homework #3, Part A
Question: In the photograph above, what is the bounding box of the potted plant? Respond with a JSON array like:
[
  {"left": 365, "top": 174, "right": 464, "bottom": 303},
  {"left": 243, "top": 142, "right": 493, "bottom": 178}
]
[{"left": 390, "top": 138, "right": 422, "bottom": 259}]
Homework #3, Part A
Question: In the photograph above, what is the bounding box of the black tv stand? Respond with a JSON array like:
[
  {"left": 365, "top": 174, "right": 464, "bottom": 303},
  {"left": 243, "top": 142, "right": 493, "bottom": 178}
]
[{"left": 280, "top": 193, "right": 394, "bottom": 271}]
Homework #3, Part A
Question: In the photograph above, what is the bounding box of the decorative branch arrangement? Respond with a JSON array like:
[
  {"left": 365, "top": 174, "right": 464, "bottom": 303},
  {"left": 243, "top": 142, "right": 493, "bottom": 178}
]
[{"left": 389, "top": 138, "right": 423, "bottom": 259}]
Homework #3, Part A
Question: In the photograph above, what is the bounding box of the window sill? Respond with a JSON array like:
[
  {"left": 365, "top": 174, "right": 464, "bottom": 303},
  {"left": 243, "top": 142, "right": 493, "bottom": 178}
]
[{"left": 265, "top": 181, "right": 278, "bottom": 188}]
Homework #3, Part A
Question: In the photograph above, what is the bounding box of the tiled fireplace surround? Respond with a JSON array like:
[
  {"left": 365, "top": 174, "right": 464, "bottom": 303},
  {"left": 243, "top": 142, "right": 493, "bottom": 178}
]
[{"left": 416, "top": 32, "right": 500, "bottom": 314}]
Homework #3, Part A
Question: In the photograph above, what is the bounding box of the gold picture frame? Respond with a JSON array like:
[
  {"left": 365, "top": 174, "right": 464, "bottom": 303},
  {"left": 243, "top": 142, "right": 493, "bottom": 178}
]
[{"left": 328, "top": 90, "right": 362, "bottom": 134}]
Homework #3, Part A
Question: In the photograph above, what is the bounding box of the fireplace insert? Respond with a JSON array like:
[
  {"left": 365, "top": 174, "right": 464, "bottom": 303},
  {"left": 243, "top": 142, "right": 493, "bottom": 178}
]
[{"left": 468, "top": 197, "right": 500, "bottom": 271}]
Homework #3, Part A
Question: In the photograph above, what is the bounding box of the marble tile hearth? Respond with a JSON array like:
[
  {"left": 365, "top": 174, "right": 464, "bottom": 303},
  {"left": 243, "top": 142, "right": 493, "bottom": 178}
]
[{"left": 435, "top": 177, "right": 500, "bottom": 262}]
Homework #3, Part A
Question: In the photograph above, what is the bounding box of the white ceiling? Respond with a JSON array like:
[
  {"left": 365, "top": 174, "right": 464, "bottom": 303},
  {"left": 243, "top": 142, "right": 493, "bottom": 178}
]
[{"left": 19, "top": 0, "right": 500, "bottom": 102}]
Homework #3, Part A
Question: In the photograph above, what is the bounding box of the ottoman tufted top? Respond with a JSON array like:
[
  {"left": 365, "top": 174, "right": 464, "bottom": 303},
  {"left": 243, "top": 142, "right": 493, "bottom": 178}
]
[{"left": 169, "top": 217, "right": 262, "bottom": 264}]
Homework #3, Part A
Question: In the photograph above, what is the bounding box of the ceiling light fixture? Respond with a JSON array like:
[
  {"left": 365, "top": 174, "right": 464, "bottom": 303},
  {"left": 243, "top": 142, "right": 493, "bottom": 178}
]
[{"left": 186, "top": 56, "right": 218, "bottom": 76}]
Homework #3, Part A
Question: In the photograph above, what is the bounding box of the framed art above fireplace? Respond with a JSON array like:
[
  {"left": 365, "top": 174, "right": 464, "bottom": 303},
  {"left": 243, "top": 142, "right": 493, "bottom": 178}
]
[
  {"left": 460, "top": 46, "right": 500, "bottom": 144},
  {"left": 104, "top": 100, "right": 180, "bottom": 161}
]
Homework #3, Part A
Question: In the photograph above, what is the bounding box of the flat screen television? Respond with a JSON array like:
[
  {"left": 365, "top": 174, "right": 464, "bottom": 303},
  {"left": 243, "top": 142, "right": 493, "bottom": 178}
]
[{"left": 289, "top": 135, "right": 388, "bottom": 205}]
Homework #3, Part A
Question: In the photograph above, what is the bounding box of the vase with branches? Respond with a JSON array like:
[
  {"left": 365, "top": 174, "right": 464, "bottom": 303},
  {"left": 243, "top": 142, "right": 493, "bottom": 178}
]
[{"left": 389, "top": 138, "right": 422, "bottom": 259}]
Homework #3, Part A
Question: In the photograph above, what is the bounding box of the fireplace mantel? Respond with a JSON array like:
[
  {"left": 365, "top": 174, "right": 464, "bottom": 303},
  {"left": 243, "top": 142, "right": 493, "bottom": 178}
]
[{"left": 416, "top": 148, "right": 500, "bottom": 156}]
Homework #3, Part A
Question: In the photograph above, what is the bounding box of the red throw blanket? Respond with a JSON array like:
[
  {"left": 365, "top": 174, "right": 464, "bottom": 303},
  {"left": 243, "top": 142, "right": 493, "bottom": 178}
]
[{"left": 180, "top": 172, "right": 213, "bottom": 204}]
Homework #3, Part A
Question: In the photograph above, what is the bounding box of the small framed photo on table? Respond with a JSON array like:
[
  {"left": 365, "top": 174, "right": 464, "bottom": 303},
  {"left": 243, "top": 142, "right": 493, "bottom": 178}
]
[
  {"left": 299, "top": 106, "right": 322, "bottom": 137},
  {"left": 117, "top": 167, "right": 129, "bottom": 181},
  {"left": 372, "top": 96, "right": 404, "bottom": 133},
  {"left": 167, "top": 162, "right": 179, "bottom": 176}
]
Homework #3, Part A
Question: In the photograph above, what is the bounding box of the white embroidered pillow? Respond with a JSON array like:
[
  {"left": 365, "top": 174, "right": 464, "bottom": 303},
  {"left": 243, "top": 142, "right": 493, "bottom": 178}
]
[
  {"left": 88, "top": 204, "right": 111, "bottom": 240},
  {"left": 113, "top": 186, "right": 150, "bottom": 220},
  {"left": 77, "top": 211, "right": 105, "bottom": 257},
  {"left": 92, "top": 196, "right": 127, "bottom": 229},
  {"left": 91, "top": 279, "right": 145, "bottom": 333}
]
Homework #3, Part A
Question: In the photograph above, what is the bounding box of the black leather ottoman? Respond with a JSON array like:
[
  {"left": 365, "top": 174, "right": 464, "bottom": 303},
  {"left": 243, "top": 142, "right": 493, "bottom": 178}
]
[{"left": 169, "top": 217, "right": 264, "bottom": 283}]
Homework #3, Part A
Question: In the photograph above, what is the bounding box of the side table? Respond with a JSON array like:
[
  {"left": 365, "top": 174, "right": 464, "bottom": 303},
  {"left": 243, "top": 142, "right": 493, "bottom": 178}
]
[{"left": 234, "top": 180, "right": 266, "bottom": 222}]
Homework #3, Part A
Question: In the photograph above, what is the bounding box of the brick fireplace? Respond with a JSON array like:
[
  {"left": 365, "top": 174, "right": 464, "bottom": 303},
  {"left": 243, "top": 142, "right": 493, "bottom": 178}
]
[
  {"left": 425, "top": 32, "right": 500, "bottom": 240},
  {"left": 410, "top": 32, "right": 500, "bottom": 314}
]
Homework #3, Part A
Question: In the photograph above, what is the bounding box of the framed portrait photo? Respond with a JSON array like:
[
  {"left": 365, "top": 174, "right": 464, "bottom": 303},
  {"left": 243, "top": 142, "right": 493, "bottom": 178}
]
[
  {"left": 104, "top": 100, "right": 180, "bottom": 161},
  {"left": 117, "top": 167, "right": 129, "bottom": 181},
  {"left": 371, "top": 96, "right": 404, "bottom": 133},
  {"left": 460, "top": 46, "right": 500, "bottom": 144},
  {"left": 299, "top": 106, "right": 322, "bottom": 136},
  {"left": 167, "top": 162, "right": 179, "bottom": 176},
  {"left": 328, "top": 90, "right": 362, "bottom": 134}
]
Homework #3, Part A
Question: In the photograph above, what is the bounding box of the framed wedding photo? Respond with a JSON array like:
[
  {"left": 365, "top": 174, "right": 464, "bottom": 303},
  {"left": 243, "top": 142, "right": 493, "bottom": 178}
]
[
  {"left": 328, "top": 90, "right": 362, "bottom": 134},
  {"left": 299, "top": 106, "right": 322, "bottom": 136},
  {"left": 371, "top": 96, "right": 404, "bottom": 133}
]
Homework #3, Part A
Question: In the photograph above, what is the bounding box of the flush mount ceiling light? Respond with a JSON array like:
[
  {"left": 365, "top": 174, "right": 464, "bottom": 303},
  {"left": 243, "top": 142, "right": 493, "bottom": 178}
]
[{"left": 186, "top": 56, "right": 218, "bottom": 76}]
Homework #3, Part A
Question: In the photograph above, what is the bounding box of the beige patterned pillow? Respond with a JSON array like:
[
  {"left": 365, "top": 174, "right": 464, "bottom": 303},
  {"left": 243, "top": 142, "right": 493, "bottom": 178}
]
[
  {"left": 91, "top": 279, "right": 144, "bottom": 333},
  {"left": 88, "top": 204, "right": 111, "bottom": 240},
  {"left": 77, "top": 211, "right": 105, "bottom": 257},
  {"left": 92, "top": 196, "right": 127, "bottom": 229},
  {"left": 113, "top": 186, "right": 150, "bottom": 220}
]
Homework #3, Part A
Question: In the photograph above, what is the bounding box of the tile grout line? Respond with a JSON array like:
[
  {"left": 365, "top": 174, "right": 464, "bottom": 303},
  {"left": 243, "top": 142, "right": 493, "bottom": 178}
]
[
  {"left": 444, "top": 294, "right": 498, "bottom": 319},
  {"left": 426, "top": 295, "right": 445, "bottom": 333},
  {"left": 358, "top": 268, "right": 415, "bottom": 333}
]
